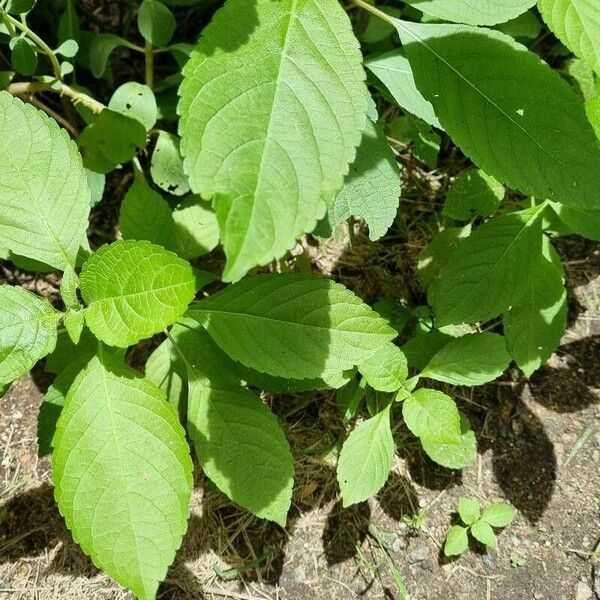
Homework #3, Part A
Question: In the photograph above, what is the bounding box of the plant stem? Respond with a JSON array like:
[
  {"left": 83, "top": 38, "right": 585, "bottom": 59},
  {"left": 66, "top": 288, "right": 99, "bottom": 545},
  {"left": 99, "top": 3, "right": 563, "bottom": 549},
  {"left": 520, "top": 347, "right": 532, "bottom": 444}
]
[
  {"left": 144, "top": 41, "right": 154, "bottom": 89},
  {"left": 7, "top": 80, "right": 105, "bottom": 114},
  {"left": 25, "top": 94, "right": 79, "bottom": 136},
  {"left": 350, "top": 0, "right": 395, "bottom": 24},
  {"left": 1, "top": 10, "right": 62, "bottom": 80}
]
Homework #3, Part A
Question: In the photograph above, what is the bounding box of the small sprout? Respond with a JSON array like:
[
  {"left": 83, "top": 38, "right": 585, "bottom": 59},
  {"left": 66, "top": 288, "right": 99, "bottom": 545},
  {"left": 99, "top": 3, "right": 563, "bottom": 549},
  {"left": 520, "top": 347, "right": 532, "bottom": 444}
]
[{"left": 510, "top": 554, "right": 526, "bottom": 568}]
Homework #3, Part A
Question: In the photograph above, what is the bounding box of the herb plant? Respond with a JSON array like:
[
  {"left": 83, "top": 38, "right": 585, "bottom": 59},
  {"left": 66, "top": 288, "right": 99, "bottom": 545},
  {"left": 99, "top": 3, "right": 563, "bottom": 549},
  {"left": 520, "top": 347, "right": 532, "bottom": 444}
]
[{"left": 0, "top": 0, "right": 598, "bottom": 597}]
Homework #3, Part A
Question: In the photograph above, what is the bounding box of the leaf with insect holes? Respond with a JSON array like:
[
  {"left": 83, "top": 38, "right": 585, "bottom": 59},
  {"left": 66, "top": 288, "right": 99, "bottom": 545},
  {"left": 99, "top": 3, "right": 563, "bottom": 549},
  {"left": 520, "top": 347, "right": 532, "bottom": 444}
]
[
  {"left": 365, "top": 49, "right": 441, "bottom": 129},
  {"left": 538, "top": 0, "right": 600, "bottom": 75},
  {"left": 151, "top": 132, "right": 190, "bottom": 197},
  {"left": 0, "top": 92, "right": 90, "bottom": 270},
  {"left": 458, "top": 497, "right": 481, "bottom": 525},
  {"left": 325, "top": 117, "right": 401, "bottom": 241},
  {"left": 444, "top": 525, "right": 469, "bottom": 556},
  {"left": 404, "top": 0, "right": 536, "bottom": 26},
  {"left": 481, "top": 502, "right": 517, "bottom": 528},
  {"left": 188, "top": 374, "right": 293, "bottom": 525},
  {"left": 358, "top": 343, "right": 408, "bottom": 392},
  {"left": 178, "top": 0, "right": 367, "bottom": 281},
  {"left": 504, "top": 241, "right": 567, "bottom": 377},
  {"left": 429, "top": 209, "right": 543, "bottom": 326},
  {"left": 53, "top": 352, "right": 193, "bottom": 600},
  {"left": 337, "top": 404, "right": 394, "bottom": 507},
  {"left": 187, "top": 273, "right": 396, "bottom": 380},
  {"left": 421, "top": 332, "right": 511, "bottom": 386},
  {"left": 0, "top": 286, "right": 60, "bottom": 386},
  {"left": 395, "top": 20, "right": 600, "bottom": 209},
  {"left": 109, "top": 82, "right": 157, "bottom": 131},
  {"left": 80, "top": 240, "right": 196, "bottom": 347},
  {"left": 442, "top": 169, "right": 504, "bottom": 221}
]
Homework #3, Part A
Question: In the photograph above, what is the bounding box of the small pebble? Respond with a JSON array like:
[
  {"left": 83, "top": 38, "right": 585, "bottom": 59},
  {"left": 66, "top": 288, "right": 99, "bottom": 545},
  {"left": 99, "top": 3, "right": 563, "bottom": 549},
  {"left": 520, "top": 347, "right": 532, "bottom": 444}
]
[
  {"left": 406, "top": 543, "right": 429, "bottom": 564},
  {"left": 575, "top": 581, "right": 592, "bottom": 600}
]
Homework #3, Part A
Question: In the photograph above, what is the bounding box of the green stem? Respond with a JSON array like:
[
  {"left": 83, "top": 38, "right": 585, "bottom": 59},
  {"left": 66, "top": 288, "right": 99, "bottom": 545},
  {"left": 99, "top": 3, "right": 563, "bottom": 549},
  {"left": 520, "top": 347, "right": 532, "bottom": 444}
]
[
  {"left": 7, "top": 80, "right": 105, "bottom": 114},
  {"left": 350, "top": 0, "right": 395, "bottom": 24},
  {"left": 1, "top": 10, "right": 62, "bottom": 79},
  {"left": 144, "top": 41, "right": 154, "bottom": 89}
]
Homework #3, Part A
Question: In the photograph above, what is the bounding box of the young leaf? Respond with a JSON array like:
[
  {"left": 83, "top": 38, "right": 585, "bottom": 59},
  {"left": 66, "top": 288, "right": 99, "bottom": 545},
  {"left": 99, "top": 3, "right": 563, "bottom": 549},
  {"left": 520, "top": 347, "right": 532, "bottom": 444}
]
[
  {"left": 442, "top": 169, "right": 504, "bottom": 221},
  {"left": 404, "top": 0, "right": 536, "bottom": 26},
  {"left": 325, "top": 118, "right": 401, "bottom": 241},
  {"left": 119, "top": 178, "right": 176, "bottom": 251},
  {"left": 421, "top": 332, "right": 511, "bottom": 386},
  {"left": 365, "top": 49, "right": 441, "bottom": 129},
  {"left": 358, "top": 343, "right": 408, "bottom": 392},
  {"left": 481, "top": 502, "right": 517, "bottom": 528},
  {"left": 138, "top": 0, "right": 176, "bottom": 48},
  {"left": 337, "top": 404, "right": 394, "bottom": 507},
  {"left": 109, "top": 82, "right": 158, "bottom": 131},
  {"left": 0, "top": 92, "right": 90, "bottom": 270},
  {"left": 78, "top": 109, "right": 147, "bottom": 174},
  {"left": 150, "top": 131, "right": 190, "bottom": 196},
  {"left": 187, "top": 375, "right": 294, "bottom": 525},
  {"left": 0, "top": 286, "right": 60, "bottom": 386},
  {"left": 178, "top": 0, "right": 367, "bottom": 281},
  {"left": 187, "top": 273, "right": 396, "bottom": 380},
  {"left": 444, "top": 525, "right": 469, "bottom": 556},
  {"left": 538, "top": 0, "right": 600, "bottom": 75},
  {"left": 395, "top": 20, "right": 600, "bottom": 209},
  {"left": 53, "top": 353, "right": 193, "bottom": 600},
  {"left": 470, "top": 519, "right": 497, "bottom": 547},
  {"left": 429, "top": 209, "right": 543, "bottom": 326},
  {"left": 504, "top": 243, "right": 567, "bottom": 377},
  {"left": 402, "top": 388, "right": 461, "bottom": 444},
  {"left": 458, "top": 497, "right": 481, "bottom": 525},
  {"left": 80, "top": 240, "right": 196, "bottom": 347}
]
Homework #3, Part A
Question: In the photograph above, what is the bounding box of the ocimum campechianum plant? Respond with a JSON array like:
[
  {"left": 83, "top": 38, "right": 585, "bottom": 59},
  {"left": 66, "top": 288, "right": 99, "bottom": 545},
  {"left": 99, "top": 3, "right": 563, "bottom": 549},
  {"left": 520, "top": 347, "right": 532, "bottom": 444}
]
[{"left": 0, "top": 0, "right": 599, "bottom": 595}]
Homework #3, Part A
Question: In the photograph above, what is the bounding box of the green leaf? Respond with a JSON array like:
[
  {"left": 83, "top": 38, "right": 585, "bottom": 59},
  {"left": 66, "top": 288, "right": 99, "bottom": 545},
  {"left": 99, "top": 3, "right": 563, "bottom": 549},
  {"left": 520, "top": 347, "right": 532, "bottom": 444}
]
[
  {"left": 481, "top": 502, "right": 517, "bottom": 528},
  {"left": 0, "top": 286, "right": 60, "bottom": 386},
  {"left": 458, "top": 497, "right": 481, "bottom": 525},
  {"left": 396, "top": 20, "right": 600, "bottom": 209},
  {"left": 119, "top": 178, "right": 175, "bottom": 250},
  {"left": 80, "top": 240, "right": 196, "bottom": 347},
  {"left": 86, "top": 170, "right": 105, "bottom": 206},
  {"left": 496, "top": 11, "right": 542, "bottom": 40},
  {"left": 53, "top": 352, "right": 193, "bottom": 600},
  {"left": 78, "top": 109, "right": 147, "bottom": 173},
  {"left": 470, "top": 519, "right": 497, "bottom": 547},
  {"left": 178, "top": 0, "right": 366, "bottom": 281},
  {"left": 365, "top": 49, "right": 441, "bottom": 128},
  {"left": 373, "top": 298, "right": 412, "bottom": 336},
  {"left": 0, "top": 92, "right": 90, "bottom": 270},
  {"left": 337, "top": 404, "right": 394, "bottom": 507},
  {"left": 420, "top": 413, "right": 477, "bottom": 469},
  {"left": 55, "top": 39, "right": 79, "bottom": 58},
  {"left": 187, "top": 273, "right": 395, "bottom": 380},
  {"left": 138, "top": 0, "right": 176, "bottom": 48},
  {"left": 404, "top": 0, "right": 536, "bottom": 26},
  {"left": 429, "top": 209, "right": 543, "bottom": 326},
  {"left": 11, "top": 38, "right": 37, "bottom": 76},
  {"left": 358, "top": 343, "right": 408, "bottom": 392},
  {"left": 587, "top": 93, "right": 600, "bottom": 139},
  {"left": 421, "top": 332, "right": 511, "bottom": 386},
  {"left": 172, "top": 197, "right": 219, "bottom": 259},
  {"left": 109, "top": 82, "right": 157, "bottom": 131},
  {"left": 60, "top": 266, "right": 80, "bottom": 310},
  {"left": 58, "top": 0, "right": 79, "bottom": 46},
  {"left": 64, "top": 309, "right": 84, "bottom": 344},
  {"left": 188, "top": 375, "right": 293, "bottom": 525},
  {"left": 538, "top": 0, "right": 600, "bottom": 75},
  {"left": 401, "top": 330, "right": 453, "bottom": 370},
  {"left": 551, "top": 202, "right": 600, "bottom": 241},
  {"left": 504, "top": 242, "right": 567, "bottom": 377},
  {"left": 89, "top": 34, "right": 131, "bottom": 78},
  {"left": 150, "top": 131, "right": 190, "bottom": 197},
  {"left": 388, "top": 115, "right": 441, "bottom": 169},
  {"left": 360, "top": 7, "right": 401, "bottom": 44},
  {"left": 6, "top": 0, "right": 35, "bottom": 14},
  {"left": 326, "top": 118, "right": 401, "bottom": 241},
  {"left": 442, "top": 169, "right": 504, "bottom": 221},
  {"left": 403, "top": 388, "right": 461, "bottom": 444},
  {"left": 444, "top": 525, "right": 469, "bottom": 556}
]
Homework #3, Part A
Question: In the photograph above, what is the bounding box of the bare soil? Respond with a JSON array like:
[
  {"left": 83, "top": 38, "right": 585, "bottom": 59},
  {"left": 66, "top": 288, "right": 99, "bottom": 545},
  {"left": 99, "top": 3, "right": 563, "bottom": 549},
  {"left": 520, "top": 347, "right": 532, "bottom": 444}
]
[{"left": 1, "top": 235, "right": 599, "bottom": 600}]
